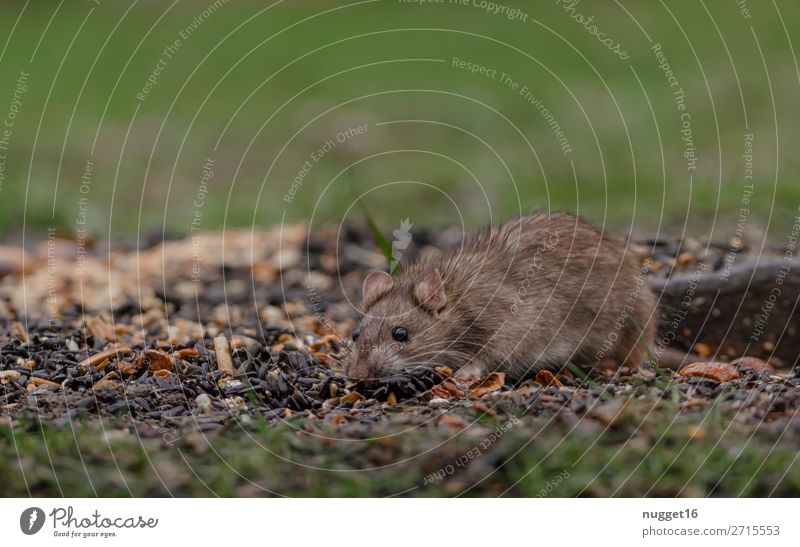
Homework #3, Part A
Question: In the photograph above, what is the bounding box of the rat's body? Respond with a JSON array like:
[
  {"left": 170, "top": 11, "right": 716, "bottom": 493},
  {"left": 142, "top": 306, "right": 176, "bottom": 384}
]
[{"left": 345, "top": 212, "right": 657, "bottom": 381}]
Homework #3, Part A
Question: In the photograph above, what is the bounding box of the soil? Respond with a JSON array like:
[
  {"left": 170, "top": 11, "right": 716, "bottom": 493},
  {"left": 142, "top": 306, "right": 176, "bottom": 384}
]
[{"left": 1, "top": 223, "right": 798, "bottom": 438}]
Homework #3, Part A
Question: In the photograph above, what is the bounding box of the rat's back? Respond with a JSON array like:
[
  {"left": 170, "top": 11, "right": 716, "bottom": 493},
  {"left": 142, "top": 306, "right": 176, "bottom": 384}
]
[{"left": 428, "top": 212, "right": 657, "bottom": 377}]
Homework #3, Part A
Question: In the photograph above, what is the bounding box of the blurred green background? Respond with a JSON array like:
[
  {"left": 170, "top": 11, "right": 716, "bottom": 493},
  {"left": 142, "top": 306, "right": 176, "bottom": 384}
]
[{"left": 0, "top": 0, "right": 798, "bottom": 240}]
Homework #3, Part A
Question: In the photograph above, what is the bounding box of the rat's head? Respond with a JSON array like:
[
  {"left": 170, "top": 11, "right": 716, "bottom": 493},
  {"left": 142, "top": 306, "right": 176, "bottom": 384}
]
[{"left": 345, "top": 268, "right": 448, "bottom": 380}]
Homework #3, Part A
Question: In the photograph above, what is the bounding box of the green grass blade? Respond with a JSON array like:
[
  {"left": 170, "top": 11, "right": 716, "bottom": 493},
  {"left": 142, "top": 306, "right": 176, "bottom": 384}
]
[{"left": 361, "top": 203, "right": 394, "bottom": 271}]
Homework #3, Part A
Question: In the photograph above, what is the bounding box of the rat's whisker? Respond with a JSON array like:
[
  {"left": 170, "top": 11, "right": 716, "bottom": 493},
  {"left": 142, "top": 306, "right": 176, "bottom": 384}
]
[{"left": 405, "top": 349, "right": 474, "bottom": 365}]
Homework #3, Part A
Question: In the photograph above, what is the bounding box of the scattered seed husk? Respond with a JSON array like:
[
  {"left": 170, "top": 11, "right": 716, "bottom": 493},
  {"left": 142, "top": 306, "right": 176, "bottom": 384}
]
[
  {"left": 80, "top": 346, "right": 131, "bottom": 368},
  {"left": 340, "top": 391, "right": 365, "bottom": 404},
  {"left": 0, "top": 370, "right": 21, "bottom": 384},
  {"left": 214, "top": 336, "right": 234, "bottom": 375},
  {"left": 31, "top": 377, "right": 61, "bottom": 389}
]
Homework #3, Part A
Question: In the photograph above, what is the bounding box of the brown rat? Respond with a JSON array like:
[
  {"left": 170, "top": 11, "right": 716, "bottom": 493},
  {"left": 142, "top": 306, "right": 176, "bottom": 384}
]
[{"left": 344, "top": 212, "right": 657, "bottom": 381}]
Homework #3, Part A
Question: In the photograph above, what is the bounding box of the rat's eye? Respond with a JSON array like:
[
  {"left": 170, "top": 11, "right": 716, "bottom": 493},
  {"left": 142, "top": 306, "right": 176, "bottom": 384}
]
[
  {"left": 352, "top": 328, "right": 361, "bottom": 342},
  {"left": 391, "top": 326, "right": 408, "bottom": 342}
]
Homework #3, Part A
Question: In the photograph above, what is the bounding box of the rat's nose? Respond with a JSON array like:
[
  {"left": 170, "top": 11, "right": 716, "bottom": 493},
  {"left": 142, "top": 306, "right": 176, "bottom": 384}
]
[{"left": 348, "top": 359, "right": 373, "bottom": 380}]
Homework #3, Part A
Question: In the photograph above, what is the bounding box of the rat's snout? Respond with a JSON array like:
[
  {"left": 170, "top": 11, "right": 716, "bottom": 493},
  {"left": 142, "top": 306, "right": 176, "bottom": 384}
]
[
  {"left": 348, "top": 359, "right": 370, "bottom": 380},
  {"left": 346, "top": 355, "right": 376, "bottom": 380}
]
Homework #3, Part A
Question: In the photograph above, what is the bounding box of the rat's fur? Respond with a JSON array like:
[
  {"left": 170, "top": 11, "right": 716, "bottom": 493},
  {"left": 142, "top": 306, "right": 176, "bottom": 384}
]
[{"left": 345, "top": 212, "right": 658, "bottom": 381}]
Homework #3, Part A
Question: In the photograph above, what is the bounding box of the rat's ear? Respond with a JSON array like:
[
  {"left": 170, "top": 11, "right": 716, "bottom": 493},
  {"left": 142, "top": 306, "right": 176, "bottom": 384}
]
[
  {"left": 414, "top": 268, "right": 447, "bottom": 314},
  {"left": 362, "top": 270, "right": 394, "bottom": 307}
]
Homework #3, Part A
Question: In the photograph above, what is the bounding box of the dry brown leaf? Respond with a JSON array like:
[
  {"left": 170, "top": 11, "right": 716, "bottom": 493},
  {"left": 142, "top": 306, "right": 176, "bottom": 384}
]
[
  {"left": 144, "top": 349, "right": 174, "bottom": 372},
  {"left": 386, "top": 392, "right": 397, "bottom": 405},
  {"left": 468, "top": 372, "right": 506, "bottom": 398},
  {"left": 535, "top": 370, "right": 563, "bottom": 387},
  {"left": 679, "top": 361, "right": 739, "bottom": 383}
]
